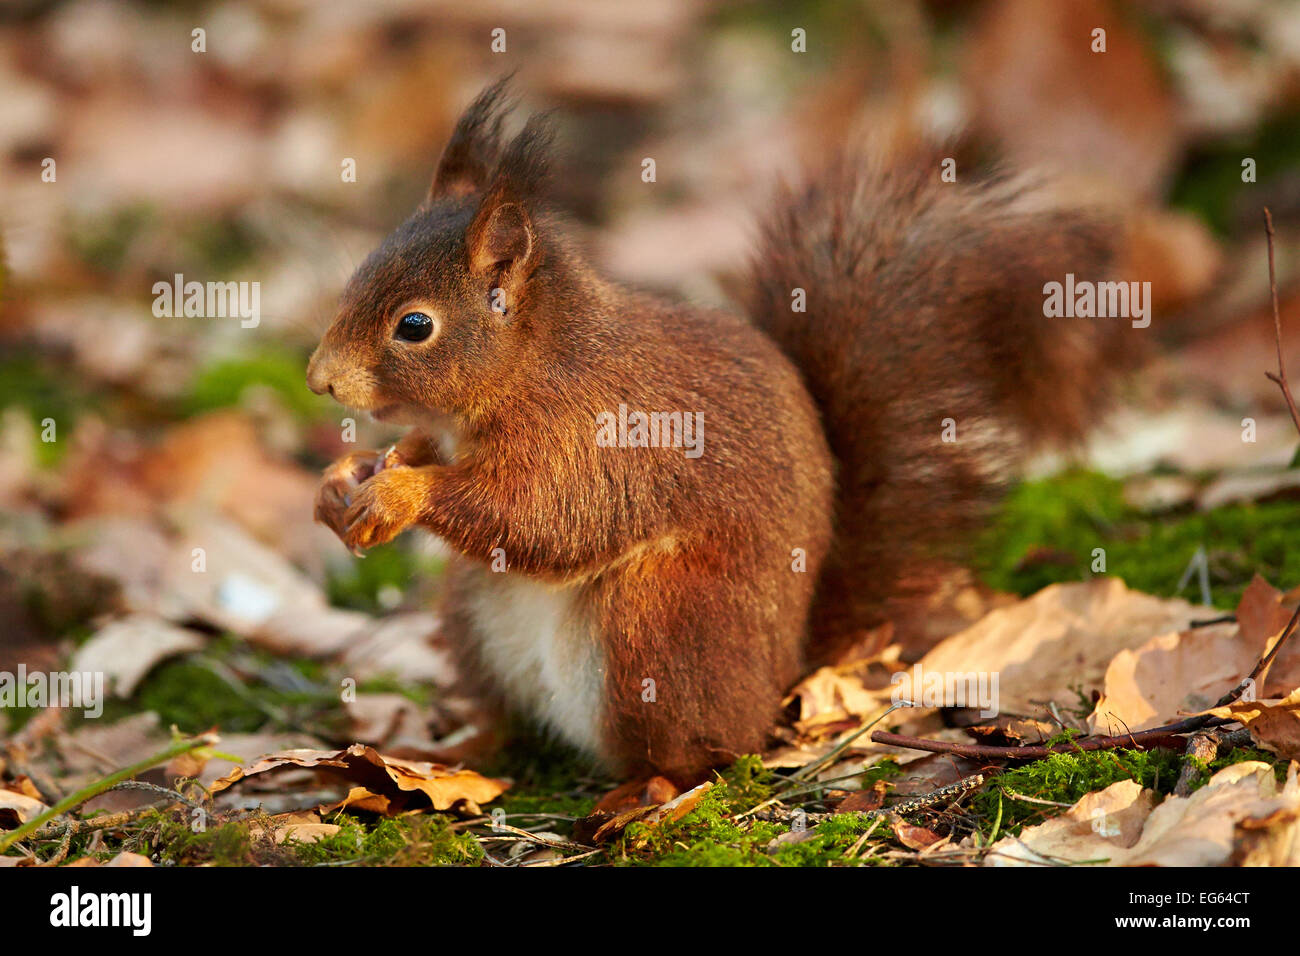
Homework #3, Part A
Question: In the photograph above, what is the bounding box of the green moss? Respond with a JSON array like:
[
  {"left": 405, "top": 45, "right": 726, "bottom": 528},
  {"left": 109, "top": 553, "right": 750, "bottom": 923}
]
[
  {"left": 973, "top": 747, "right": 1182, "bottom": 837},
  {"left": 94, "top": 637, "right": 343, "bottom": 736},
  {"left": 612, "top": 756, "right": 900, "bottom": 867},
  {"left": 292, "top": 814, "right": 483, "bottom": 866},
  {"left": 981, "top": 469, "right": 1300, "bottom": 609},
  {"left": 152, "top": 816, "right": 277, "bottom": 867}
]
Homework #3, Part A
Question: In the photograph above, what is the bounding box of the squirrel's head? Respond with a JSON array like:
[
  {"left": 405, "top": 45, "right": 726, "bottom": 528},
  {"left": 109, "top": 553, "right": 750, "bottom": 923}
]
[{"left": 307, "top": 79, "right": 553, "bottom": 424}]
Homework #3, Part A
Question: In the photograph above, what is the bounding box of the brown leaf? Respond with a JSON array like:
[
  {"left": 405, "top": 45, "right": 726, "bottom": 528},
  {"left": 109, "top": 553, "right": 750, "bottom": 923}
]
[
  {"left": 210, "top": 743, "right": 509, "bottom": 815},
  {"left": 890, "top": 819, "right": 945, "bottom": 851},
  {"left": 836, "top": 783, "right": 886, "bottom": 814},
  {"left": 988, "top": 763, "right": 1300, "bottom": 867},
  {"left": 254, "top": 811, "right": 342, "bottom": 845},
  {"left": 0, "top": 788, "right": 49, "bottom": 828},
  {"left": 1235, "top": 575, "right": 1300, "bottom": 697},
  {"left": 1087, "top": 622, "right": 1252, "bottom": 734},
  {"left": 583, "top": 781, "right": 713, "bottom": 845},
  {"left": 1202, "top": 690, "right": 1300, "bottom": 761},
  {"left": 898, "top": 579, "right": 1205, "bottom": 720},
  {"left": 319, "top": 786, "right": 392, "bottom": 815}
]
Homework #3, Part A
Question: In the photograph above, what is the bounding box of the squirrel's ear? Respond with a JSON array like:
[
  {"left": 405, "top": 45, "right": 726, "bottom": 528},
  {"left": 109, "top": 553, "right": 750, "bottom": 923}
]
[
  {"left": 428, "top": 78, "right": 512, "bottom": 202},
  {"left": 467, "top": 199, "right": 534, "bottom": 275},
  {"left": 465, "top": 116, "right": 552, "bottom": 285}
]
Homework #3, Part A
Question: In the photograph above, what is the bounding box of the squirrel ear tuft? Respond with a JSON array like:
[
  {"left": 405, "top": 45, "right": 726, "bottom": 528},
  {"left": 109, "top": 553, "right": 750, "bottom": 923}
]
[
  {"left": 465, "top": 115, "right": 553, "bottom": 280},
  {"left": 428, "top": 77, "right": 514, "bottom": 202}
]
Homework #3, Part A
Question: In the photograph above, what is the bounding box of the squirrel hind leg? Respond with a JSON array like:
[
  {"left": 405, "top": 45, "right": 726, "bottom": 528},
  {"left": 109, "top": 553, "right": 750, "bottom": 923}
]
[{"left": 591, "top": 558, "right": 800, "bottom": 787}]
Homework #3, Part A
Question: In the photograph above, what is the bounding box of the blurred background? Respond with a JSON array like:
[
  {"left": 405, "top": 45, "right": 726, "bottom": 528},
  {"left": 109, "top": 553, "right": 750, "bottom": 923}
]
[{"left": 3, "top": 0, "right": 1300, "bottom": 774}]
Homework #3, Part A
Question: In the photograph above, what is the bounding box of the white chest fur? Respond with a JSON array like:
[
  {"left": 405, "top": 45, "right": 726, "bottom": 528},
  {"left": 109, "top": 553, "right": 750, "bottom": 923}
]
[{"left": 463, "top": 571, "right": 605, "bottom": 759}]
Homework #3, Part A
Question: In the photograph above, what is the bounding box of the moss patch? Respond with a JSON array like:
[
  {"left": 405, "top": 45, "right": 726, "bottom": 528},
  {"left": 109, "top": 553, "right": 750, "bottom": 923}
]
[{"left": 981, "top": 469, "right": 1300, "bottom": 608}]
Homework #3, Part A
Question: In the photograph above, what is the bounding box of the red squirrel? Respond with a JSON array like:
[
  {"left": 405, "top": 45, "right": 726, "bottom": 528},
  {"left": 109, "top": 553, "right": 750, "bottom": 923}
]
[{"left": 307, "top": 80, "right": 1132, "bottom": 785}]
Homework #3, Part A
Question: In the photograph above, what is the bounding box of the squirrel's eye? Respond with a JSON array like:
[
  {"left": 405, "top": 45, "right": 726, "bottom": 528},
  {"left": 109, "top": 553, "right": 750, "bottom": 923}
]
[{"left": 394, "top": 311, "right": 434, "bottom": 342}]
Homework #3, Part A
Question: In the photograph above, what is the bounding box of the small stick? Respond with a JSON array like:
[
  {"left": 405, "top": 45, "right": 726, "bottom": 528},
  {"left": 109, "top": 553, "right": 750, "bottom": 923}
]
[
  {"left": 1000, "top": 791, "right": 1074, "bottom": 808},
  {"left": 1173, "top": 731, "right": 1220, "bottom": 797},
  {"left": 872, "top": 716, "right": 1232, "bottom": 760},
  {"left": 1263, "top": 208, "right": 1300, "bottom": 439},
  {"left": 477, "top": 822, "right": 589, "bottom": 853}
]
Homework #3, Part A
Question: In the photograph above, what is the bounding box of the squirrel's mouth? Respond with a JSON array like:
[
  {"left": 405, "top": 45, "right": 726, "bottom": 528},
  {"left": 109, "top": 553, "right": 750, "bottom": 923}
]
[{"left": 370, "top": 404, "right": 403, "bottom": 422}]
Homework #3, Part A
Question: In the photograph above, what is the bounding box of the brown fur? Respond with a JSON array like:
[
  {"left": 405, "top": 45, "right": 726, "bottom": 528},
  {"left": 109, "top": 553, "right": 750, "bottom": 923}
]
[
  {"left": 307, "top": 84, "right": 1135, "bottom": 782},
  {"left": 746, "top": 148, "right": 1142, "bottom": 665}
]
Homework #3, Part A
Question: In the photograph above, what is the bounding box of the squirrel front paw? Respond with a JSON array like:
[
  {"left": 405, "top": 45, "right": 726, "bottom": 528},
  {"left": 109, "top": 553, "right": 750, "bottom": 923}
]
[
  {"left": 314, "top": 449, "right": 386, "bottom": 544},
  {"left": 341, "top": 467, "right": 428, "bottom": 551}
]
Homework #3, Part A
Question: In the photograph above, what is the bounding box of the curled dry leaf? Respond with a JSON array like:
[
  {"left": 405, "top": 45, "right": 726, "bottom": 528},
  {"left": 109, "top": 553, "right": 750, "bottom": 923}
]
[
  {"left": 1201, "top": 690, "right": 1300, "bottom": 761},
  {"left": 890, "top": 819, "right": 946, "bottom": 852},
  {"left": 583, "top": 781, "right": 714, "bottom": 845},
  {"left": 1089, "top": 575, "right": 1300, "bottom": 734},
  {"left": 0, "top": 788, "right": 49, "bottom": 828},
  {"left": 209, "top": 743, "right": 509, "bottom": 815}
]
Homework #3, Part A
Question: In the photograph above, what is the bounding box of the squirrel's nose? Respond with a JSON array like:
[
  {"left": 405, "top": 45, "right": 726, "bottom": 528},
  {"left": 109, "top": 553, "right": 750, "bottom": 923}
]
[{"left": 306, "top": 350, "right": 333, "bottom": 396}]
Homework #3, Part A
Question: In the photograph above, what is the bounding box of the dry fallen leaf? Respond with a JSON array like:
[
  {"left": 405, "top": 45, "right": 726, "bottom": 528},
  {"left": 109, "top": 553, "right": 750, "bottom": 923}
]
[
  {"left": 583, "top": 781, "right": 714, "bottom": 845},
  {"left": 70, "top": 614, "right": 206, "bottom": 698},
  {"left": 985, "top": 779, "right": 1154, "bottom": 866},
  {"left": 987, "top": 762, "right": 1300, "bottom": 867},
  {"left": 210, "top": 743, "right": 509, "bottom": 815},
  {"left": 66, "top": 851, "right": 155, "bottom": 868},
  {"left": 0, "top": 788, "right": 49, "bottom": 828},
  {"left": 1235, "top": 575, "right": 1300, "bottom": 697},
  {"left": 897, "top": 579, "right": 1207, "bottom": 720},
  {"left": 1201, "top": 690, "right": 1300, "bottom": 761},
  {"left": 785, "top": 665, "right": 887, "bottom": 734},
  {"left": 1089, "top": 576, "right": 1300, "bottom": 734},
  {"left": 836, "top": 783, "right": 887, "bottom": 814},
  {"left": 1087, "top": 622, "right": 1250, "bottom": 734},
  {"left": 891, "top": 819, "right": 946, "bottom": 852},
  {"left": 254, "top": 811, "right": 342, "bottom": 845}
]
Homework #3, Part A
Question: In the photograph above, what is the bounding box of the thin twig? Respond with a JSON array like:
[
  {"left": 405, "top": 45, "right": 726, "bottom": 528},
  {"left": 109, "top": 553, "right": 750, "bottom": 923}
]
[
  {"left": 1000, "top": 791, "right": 1074, "bottom": 808},
  {"left": 871, "top": 716, "right": 1232, "bottom": 760},
  {"left": 1263, "top": 208, "right": 1300, "bottom": 438}
]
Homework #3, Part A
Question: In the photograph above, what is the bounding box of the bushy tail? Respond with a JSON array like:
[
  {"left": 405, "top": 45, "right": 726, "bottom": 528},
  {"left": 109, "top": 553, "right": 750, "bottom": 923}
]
[{"left": 746, "top": 148, "right": 1140, "bottom": 664}]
